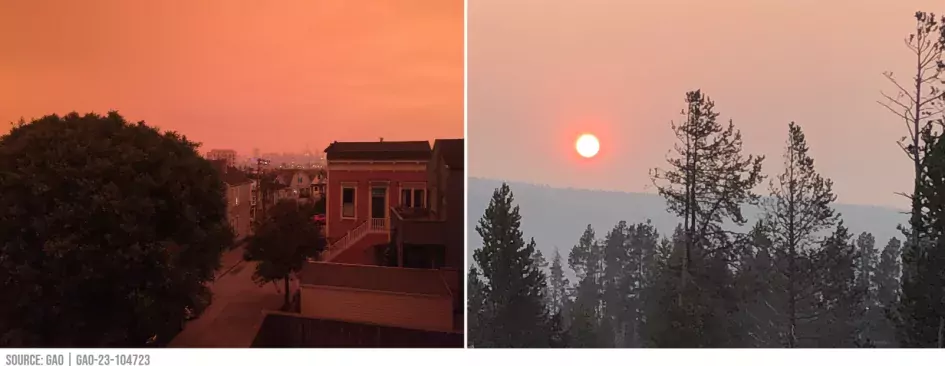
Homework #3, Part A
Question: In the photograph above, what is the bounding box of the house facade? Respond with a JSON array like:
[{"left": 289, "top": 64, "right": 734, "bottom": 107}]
[
  {"left": 211, "top": 159, "right": 253, "bottom": 241},
  {"left": 322, "top": 140, "right": 432, "bottom": 264}
]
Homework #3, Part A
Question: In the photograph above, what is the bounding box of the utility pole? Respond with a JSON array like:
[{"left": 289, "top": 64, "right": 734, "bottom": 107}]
[{"left": 256, "top": 158, "right": 270, "bottom": 223}]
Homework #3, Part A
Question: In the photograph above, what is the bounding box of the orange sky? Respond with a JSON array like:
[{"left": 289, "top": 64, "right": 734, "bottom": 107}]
[
  {"left": 468, "top": 0, "right": 944, "bottom": 209},
  {"left": 0, "top": 0, "right": 463, "bottom": 155}
]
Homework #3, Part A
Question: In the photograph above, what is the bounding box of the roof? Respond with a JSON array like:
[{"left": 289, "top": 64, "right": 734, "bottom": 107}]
[
  {"left": 251, "top": 312, "right": 463, "bottom": 348},
  {"left": 324, "top": 141, "right": 431, "bottom": 161},
  {"left": 433, "top": 139, "right": 463, "bottom": 170},
  {"left": 299, "top": 262, "right": 451, "bottom": 297},
  {"left": 209, "top": 159, "right": 252, "bottom": 186}
]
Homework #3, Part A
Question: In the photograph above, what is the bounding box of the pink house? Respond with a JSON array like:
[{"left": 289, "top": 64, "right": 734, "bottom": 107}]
[{"left": 322, "top": 140, "right": 432, "bottom": 264}]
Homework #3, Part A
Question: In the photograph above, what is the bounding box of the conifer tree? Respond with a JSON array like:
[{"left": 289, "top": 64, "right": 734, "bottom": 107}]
[
  {"left": 649, "top": 90, "right": 764, "bottom": 346},
  {"left": 762, "top": 121, "right": 839, "bottom": 347},
  {"left": 473, "top": 183, "right": 552, "bottom": 347}
]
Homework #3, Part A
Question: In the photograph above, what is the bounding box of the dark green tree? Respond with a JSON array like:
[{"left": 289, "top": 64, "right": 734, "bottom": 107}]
[
  {"left": 854, "top": 232, "right": 880, "bottom": 345},
  {"left": 0, "top": 112, "right": 232, "bottom": 347},
  {"left": 873, "top": 237, "right": 902, "bottom": 347},
  {"left": 762, "top": 121, "right": 839, "bottom": 347},
  {"left": 548, "top": 248, "right": 570, "bottom": 318},
  {"left": 472, "top": 183, "right": 551, "bottom": 347},
  {"left": 734, "top": 222, "right": 785, "bottom": 348},
  {"left": 649, "top": 90, "right": 764, "bottom": 346},
  {"left": 811, "top": 222, "right": 861, "bottom": 348},
  {"left": 467, "top": 266, "right": 486, "bottom": 348},
  {"left": 898, "top": 128, "right": 945, "bottom": 347},
  {"left": 568, "top": 225, "right": 603, "bottom": 346},
  {"left": 244, "top": 200, "right": 326, "bottom": 310}
]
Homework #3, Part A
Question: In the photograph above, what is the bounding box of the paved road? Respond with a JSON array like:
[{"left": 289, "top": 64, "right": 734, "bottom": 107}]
[{"left": 168, "top": 245, "right": 298, "bottom": 348}]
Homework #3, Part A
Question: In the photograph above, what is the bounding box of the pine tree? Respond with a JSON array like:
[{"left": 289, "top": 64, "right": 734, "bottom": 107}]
[
  {"left": 467, "top": 267, "right": 486, "bottom": 347},
  {"left": 649, "top": 90, "right": 765, "bottom": 346},
  {"left": 568, "top": 224, "right": 603, "bottom": 346},
  {"left": 762, "top": 121, "right": 839, "bottom": 347},
  {"left": 898, "top": 128, "right": 945, "bottom": 347},
  {"left": 472, "top": 183, "right": 552, "bottom": 347},
  {"left": 812, "top": 222, "right": 861, "bottom": 347},
  {"left": 854, "top": 232, "right": 880, "bottom": 346},
  {"left": 735, "top": 222, "right": 785, "bottom": 347},
  {"left": 548, "top": 248, "right": 570, "bottom": 322},
  {"left": 601, "top": 221, "right": 629, "bottom": 346},
  {"left": 624, "top": 221, "right": 660, "bottom": 347},
  {"left": 874, "top": 237, "right": 902, "bottom": 347}
]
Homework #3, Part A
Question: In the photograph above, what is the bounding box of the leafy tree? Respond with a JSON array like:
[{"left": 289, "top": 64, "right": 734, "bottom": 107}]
[
  {"left": 762, "top": 121, "right": 839, "bottom": 347},
  {"left": 0, "top": 112, "right": 232, "bottom": 347},
  {"left": 244, "top": 200, "right": 326, "bottom": 309},
  {"left": 472, "top": 183, "right": 551, "bottom": 347}
]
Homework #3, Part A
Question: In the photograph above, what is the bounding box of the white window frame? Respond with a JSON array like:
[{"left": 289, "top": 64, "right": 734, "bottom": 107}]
[
  {"left": 399, "top": 183, "right": 427, "bottom": 208},
  {"left": 341, "top": 183, "right": 357, "bottom": 220}
]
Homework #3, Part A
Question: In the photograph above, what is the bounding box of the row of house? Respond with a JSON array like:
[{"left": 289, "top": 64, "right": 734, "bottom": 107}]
[{"left": 251, "top": 138, "right": 465, "bottom": 347}]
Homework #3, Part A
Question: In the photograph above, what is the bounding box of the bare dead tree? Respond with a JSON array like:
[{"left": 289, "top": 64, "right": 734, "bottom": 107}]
[{"left": 878, "top": 12, "right": 945, "bottom": 249}]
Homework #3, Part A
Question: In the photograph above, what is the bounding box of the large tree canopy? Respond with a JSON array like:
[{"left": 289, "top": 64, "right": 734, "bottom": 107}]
[{"left": 0, "top": 112, "right": 232, "bottom": 347}]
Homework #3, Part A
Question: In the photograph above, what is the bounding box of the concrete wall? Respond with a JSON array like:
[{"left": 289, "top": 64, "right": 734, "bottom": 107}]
[{"left": 300, "top": 285, "right": 453, "bottom": 333}]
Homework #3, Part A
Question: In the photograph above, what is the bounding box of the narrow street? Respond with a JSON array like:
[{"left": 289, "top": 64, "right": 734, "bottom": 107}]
[{"left": 168, "top": 245, "right": 298, "bottom": 347}]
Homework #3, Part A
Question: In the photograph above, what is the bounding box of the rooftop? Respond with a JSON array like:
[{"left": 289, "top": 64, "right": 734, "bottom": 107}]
[
  {"left": 324, "top": 140, "right": 432, "bottom": 161},
  {"left": 433, "top": 138, "right": 464, "bottom": 171},
  {"left": 209, "top": 159, "right": 252, "bottom": 186},
  {"left": 251, "top": 311, "right": 463, "bottom": 348},
  {"left": 299, "top": 262, "right": 451, "bottom": 297}
]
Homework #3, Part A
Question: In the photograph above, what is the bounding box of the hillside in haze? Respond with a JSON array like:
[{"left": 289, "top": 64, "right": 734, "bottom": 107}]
[{"left": 467, "top": 177, "right": 907, "bottom": 274}]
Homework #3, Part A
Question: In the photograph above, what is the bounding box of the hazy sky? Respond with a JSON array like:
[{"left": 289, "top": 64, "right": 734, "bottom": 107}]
[
  {"left": 1, "top": 0, "right": 463, "bottom": 156},
  {"left": 469, "top": 0, "right": 944, "bottom": 209}
]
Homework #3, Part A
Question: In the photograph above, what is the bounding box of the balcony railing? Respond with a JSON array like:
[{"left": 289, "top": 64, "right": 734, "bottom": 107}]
[{"left": 370, "top": 218, "right": 388, "bottom": 232}]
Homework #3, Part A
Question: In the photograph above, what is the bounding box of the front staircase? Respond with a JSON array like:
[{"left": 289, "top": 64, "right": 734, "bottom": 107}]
[{"left": 321, "top": 218, "right": 389, "bottom": 262}]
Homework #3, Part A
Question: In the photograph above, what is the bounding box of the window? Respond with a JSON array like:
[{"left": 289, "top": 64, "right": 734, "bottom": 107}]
[
  {"left": 342, "top": 186, "right": 356, "bottom": 218},
  {"left": 401, "top": 187, "right": 426, "bottom": 208},
  {"left": 235, "top": 187, "right": 240, "bottom": 206},
  {"left": 298, "top": 176, "right": 303, "bottom": 183}
]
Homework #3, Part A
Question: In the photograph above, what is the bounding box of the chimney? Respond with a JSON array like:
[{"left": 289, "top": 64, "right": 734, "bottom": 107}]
[{"left": 379, "top": 137, "right": 384, "bottom": 142}]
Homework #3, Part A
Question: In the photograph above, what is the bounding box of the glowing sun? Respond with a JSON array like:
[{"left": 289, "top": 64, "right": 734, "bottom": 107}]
[{"left": 576, "top": 134, "right": 600, "bottom": 158}]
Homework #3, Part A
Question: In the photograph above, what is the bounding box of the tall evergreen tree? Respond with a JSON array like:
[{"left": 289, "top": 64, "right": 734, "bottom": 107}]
[
  {"left": 812, "top": 222, "right": 861, "bottom": 347},
  {"left": 468, "top": 266, "right": 486, "bottom": 348},
  {"left": 762, "top": 121, "right": 839, "bottom": 347},
  {"left": 649, "top": 90, "right": 765, "bottom": 346},
  {"left": 548, "top": 248, "right": 570, "bottom": 323},
  {"left": 472, "top": 183, "right": 552, "bottom": 347},
  {"left": 569, "top": 224, "right": 603, "bottom": 344},
  {"left": 873, "top": 238, "right": 902, "bottom": 347},
  {"left": 854, "top": 232, "right": 880, "bottom": 346},
  {"left": 898, "top": 128, "right": 945, "bottom": 347},
  {"left": 735, "top": 222, "right": 785, "bottom": 347},
  {"left": 880, "top": 12, "right": 945, "bottom": 347}
]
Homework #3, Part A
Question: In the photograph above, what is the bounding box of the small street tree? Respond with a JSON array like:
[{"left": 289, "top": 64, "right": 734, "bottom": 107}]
[{"left": 244, "top": 200, "right": 326, "bottom": 310}]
